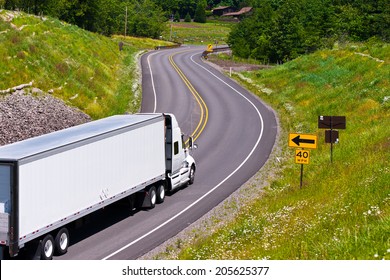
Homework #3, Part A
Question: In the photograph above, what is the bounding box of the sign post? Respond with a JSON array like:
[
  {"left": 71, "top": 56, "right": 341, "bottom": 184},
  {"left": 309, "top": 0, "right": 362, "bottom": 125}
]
[
  {"left": 289, "top": 134, "right": 317, "bottom": 188},
  {"left": 295, "top": 149, "right": 310, "bottom": 188},
  {"left": 318, "top": 116, "right": 346, "bottom": 163}
]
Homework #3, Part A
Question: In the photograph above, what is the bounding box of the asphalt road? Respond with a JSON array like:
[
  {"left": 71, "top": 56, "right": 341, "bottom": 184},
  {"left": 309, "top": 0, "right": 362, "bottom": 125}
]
[{"left": 55, "top": 45, "right": 277, "bottom": 260}]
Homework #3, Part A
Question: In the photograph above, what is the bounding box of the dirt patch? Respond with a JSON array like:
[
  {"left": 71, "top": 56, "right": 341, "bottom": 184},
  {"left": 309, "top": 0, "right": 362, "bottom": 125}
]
[
  {"left": 206, "top": 52, "right": 273, "bottom": 72},
  {"left": 171, "top": 23, "right": 201, "bottom": 29}
]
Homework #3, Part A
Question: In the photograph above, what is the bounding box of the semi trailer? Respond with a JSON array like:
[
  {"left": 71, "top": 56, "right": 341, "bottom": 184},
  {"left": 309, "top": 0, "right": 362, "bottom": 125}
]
[{"left": 0, "top": 113, "right": 196, "bottom": 259}]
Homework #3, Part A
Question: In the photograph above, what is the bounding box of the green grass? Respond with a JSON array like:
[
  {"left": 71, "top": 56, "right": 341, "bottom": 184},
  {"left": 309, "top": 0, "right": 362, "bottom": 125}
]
[
  {"left": 2, "top": 11, "right": 388, "bottom": 260},
  {"left": 0, "top": 10, "right": 172, "bottom": 119},
  {"left": 161, "top": 21, "right": 234, "bottom": 45},
  {"left": 166, "top": 43, "right": 390, "bottom": 260}
]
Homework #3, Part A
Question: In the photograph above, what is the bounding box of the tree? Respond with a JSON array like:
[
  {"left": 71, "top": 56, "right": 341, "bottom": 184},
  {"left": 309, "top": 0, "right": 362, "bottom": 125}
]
[
  {"left": 174, "top": 10, "right": 180, "bottom": 21},
  {"left": 184, "top": 12, "right": 191, "bottom": 22},
  {"left": 194, "top": 0, "right": 206, "bottom": 23},
  {"left": 334, "top": 4, "right": 367, "bottom": 41},
  {"left": 228, "top": 0, "right": 274, "bottom": 59},
  {"left": 178, "top": 0, "right": 196, "bottom": 18},
  {"left": 152, "top": 0, "right": 180, "bottom": 15},
  {"left": 127, "top": 0, "right": 168, "bottom": 38},
  {"left": 228, "top": 0, "right": 390, "bottom": 63}
]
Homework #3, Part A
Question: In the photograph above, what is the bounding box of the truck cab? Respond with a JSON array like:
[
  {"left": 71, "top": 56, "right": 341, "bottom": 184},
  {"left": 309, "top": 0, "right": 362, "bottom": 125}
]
[{"left": 164, "top": 114, "right": 196, "bottom": 190}]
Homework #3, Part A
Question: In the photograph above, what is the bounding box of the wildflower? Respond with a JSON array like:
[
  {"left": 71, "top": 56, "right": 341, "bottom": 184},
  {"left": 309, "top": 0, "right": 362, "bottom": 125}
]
[{"left": 374, "top": 254, "right": 379, "bottom": 258}]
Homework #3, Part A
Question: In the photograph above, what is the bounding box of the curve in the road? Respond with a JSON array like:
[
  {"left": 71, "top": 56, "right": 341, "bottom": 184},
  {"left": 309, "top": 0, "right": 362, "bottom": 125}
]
[
  {"left": 102, "top": 49, "right": 266, "bottom": 260},
  {"left": 169, "top": 52, "right": 208, "bottom": 142}
]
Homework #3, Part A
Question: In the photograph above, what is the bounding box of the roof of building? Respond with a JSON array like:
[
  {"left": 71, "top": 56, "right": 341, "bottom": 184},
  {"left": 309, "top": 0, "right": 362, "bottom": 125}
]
[
  {"left": 212, "top": 6, "right": 231, "bottom": 11},
  {"left": 223, "top": 7, "right": 252, "bottom": 16}
]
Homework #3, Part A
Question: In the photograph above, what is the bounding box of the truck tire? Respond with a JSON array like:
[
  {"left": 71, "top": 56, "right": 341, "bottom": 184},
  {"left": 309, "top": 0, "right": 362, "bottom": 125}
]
[
  {"left": 189, "top": 165, "right": 195, "bottom": 185},
  {"left": 54, "top": 228, "right": 69, "bottom": 255},
  {"left": 148, "top": 186, "right": 157, "bottom": 209},
  {"left": 156, "top": 184, "right": 165, "bottom": 204},
  {"left": 41, "top": 234, "right": 55, "bottom": 260}
]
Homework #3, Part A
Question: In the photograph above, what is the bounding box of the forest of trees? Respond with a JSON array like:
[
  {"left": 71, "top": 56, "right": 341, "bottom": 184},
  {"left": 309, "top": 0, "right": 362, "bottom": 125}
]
[
  {"left": 1, "top": 0, "right": 389, "bottom": 62},
  {"left": 0, "top": 0, "right": 215, "bottom": 37},
  {"left": 228, "top": 0, "right": 390, "bottom": 63}
]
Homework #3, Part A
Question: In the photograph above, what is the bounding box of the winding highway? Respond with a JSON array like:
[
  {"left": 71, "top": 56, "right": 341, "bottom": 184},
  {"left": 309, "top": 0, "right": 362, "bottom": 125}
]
[{"left": 56, "top": 45, "right": 277, "bottom": 260}]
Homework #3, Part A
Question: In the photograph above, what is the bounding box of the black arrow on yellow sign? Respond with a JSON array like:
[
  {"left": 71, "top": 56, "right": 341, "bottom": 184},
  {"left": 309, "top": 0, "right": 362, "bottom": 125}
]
[
  {"left": 289, "top": 133, "right": 317, "bottom": 149},
  {"left": 292, "top": 135, "right": 315, "bottom": 146}
]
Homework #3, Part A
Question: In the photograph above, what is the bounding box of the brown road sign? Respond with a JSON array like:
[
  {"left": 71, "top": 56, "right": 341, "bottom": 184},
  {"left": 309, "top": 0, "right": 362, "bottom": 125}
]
[
  {"left": 318, "top": 116, "right": 346, "bottom": 129},
  {"left": 325, "top": 130, "right": 339, "bottom": 143}
]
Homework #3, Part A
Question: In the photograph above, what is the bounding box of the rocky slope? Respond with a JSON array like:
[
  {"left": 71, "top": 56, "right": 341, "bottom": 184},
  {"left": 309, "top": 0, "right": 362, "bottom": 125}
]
[{"left": 0, "top": 89, "right": 91, "bottom": 146}]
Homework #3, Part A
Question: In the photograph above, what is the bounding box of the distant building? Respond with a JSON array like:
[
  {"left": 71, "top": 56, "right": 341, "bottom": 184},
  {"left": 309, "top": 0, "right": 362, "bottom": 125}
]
[
  {"left": 222, "top": 7, "right": 253, "bottom": 19},
  {"left": 212, "top": 6, "right": 235, "bottom": 17}
]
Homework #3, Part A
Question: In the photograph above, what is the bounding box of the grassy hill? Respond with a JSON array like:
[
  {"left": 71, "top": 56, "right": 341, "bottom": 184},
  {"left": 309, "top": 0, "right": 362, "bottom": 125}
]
[
  {"left": 152, "top": 42, "right": 390, "bottom": 260},
  {"left": 0, "top": 10, "right": 171, "bottom": 119},
  {"left": 161, "top": 21, "right": 233, "bottom": 45}
]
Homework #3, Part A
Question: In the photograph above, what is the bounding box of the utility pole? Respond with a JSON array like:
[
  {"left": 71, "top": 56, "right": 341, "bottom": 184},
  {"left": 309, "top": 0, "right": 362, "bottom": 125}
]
[{"left": 125, "top": 6, "right": 128, "bottom": 37}]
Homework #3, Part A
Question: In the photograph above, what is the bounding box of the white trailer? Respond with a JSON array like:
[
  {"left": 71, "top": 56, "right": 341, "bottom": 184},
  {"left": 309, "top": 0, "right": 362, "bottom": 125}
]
[{"left": 0, "top": 113, "right": 196, "bottom": 259}]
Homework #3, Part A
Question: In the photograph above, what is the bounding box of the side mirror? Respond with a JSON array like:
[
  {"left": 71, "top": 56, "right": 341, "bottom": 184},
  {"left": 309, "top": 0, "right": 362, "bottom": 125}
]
[{"left": 189, "top": 137, "right": 197, "bottom": 150}]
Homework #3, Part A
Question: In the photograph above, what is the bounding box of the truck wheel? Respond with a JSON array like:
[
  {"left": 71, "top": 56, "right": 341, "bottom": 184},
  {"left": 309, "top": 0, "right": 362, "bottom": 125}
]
[
  {"left": 148, "top": 186, "right": 157, "bottom": 209},
  {"left": 156, "top": 184, "right": 165, "bottom": 204},
  {"left": 54, "top": 228, "right": 69, "bottom": 255},
  {"left": 41, "top": 234, "right": 55, "bottom": 260},
  {"left": 189, "top": 165, "right": 195, "bottom": 185}
]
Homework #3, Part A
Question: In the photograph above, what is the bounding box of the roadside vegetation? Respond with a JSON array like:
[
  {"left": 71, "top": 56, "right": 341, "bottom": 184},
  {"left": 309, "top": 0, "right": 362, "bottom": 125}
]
[
  {"left": 0, "top": 10, "right": 171, "bottom": 119},
  {"left": 1, "top": 4, "right": 389, "bottom": 260},
  {"left": 149, "top": 42, "right": 390, "bottom": 260},
  {"left": 228, "top": 0, "right": 389, "bottom": 63},
  {"left": 162, "top": 21, "right": 233, "bottom": 45}
]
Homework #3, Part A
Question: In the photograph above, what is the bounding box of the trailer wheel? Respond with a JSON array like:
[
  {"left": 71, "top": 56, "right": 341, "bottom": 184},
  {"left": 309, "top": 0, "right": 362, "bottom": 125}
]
[
  {"left": 189, "top": 165, "right": 195, "bottom": 185},
  {"left": 148, "top": 186, "right": 157, "bottom": 209},
  {"left": 54, "top": 228, "right": 69, "bottom": 255},
  {"left": 41, "top": 234, "right": 55, "bottom": 260},
  {"left": 156, "top": 184, "right": 165, "bottom": 204}
]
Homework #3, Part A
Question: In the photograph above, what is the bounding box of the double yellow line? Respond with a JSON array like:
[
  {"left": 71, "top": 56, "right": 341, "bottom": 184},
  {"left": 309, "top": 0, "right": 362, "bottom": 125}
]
[{"left": 168, "top": 53, "right": 208, "bottom": 142}]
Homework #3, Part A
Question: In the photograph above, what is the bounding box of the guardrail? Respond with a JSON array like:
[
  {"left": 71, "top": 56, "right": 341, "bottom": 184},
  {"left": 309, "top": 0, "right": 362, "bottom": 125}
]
[
  {"left": 211, "top": 46, "right": 231, "bottom": 53},
  {"left": 155, "top": 44, "right": 182, "bottom": 50},
  {"left": 202, "top": 46, "right": 231, "bottom": 58}
]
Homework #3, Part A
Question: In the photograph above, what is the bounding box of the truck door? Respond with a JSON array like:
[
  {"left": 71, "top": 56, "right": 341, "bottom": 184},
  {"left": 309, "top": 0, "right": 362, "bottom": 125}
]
[
  {"left": 164, "top": 115, "right": 188, "bottom": 189},
  {"left": 171, "top": 127, "right": 185, "bottom": 176}
]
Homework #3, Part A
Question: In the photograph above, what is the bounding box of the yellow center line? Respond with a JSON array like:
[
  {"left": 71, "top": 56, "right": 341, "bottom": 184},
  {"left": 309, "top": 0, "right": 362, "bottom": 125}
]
[{"left": 168, "top": 52, "right": 209, "bottom": 143}]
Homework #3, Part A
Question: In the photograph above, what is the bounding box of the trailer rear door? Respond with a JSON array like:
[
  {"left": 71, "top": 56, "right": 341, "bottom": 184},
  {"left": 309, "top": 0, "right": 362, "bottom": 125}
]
[{"left": 0, "top": 164, "right": 11, "bottom": 245}]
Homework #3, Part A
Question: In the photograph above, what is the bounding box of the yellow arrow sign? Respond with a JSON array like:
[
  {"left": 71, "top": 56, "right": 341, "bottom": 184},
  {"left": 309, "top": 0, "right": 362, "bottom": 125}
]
[{"left": 289, "top": 133, "right": 317, "bottom": 149}]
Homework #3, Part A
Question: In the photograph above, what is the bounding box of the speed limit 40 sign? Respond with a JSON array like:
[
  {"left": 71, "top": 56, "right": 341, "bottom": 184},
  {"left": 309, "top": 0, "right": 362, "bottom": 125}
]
[{"left": 295, "top": 149, "right": 310, "bottom": 164}]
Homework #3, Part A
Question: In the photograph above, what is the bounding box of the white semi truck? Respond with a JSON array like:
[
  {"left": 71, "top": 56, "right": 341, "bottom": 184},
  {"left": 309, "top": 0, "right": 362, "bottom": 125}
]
[{"left": 0, "top": 113, "right": 196, "bottom": 259}]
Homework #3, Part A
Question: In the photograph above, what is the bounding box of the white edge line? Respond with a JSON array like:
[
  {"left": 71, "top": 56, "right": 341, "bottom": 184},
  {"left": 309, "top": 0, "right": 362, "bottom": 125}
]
[
  {"left": 102, "top": 51, "right": 265, "bottom": 260},
  {"left": 147, "top": 52, "right": 157, "bottom": 113}
]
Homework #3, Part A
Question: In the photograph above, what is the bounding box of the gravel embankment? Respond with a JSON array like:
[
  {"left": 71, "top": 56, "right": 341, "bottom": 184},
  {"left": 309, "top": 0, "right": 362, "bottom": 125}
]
[{"left": 0, "top": 89, "right": 91, "bottom": 146}]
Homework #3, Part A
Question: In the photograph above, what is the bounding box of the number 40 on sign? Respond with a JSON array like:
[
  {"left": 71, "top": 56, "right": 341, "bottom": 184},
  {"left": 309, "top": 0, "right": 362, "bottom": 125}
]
[{"left": 295, "top": 149, "right": 310, "bottom": 164}]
